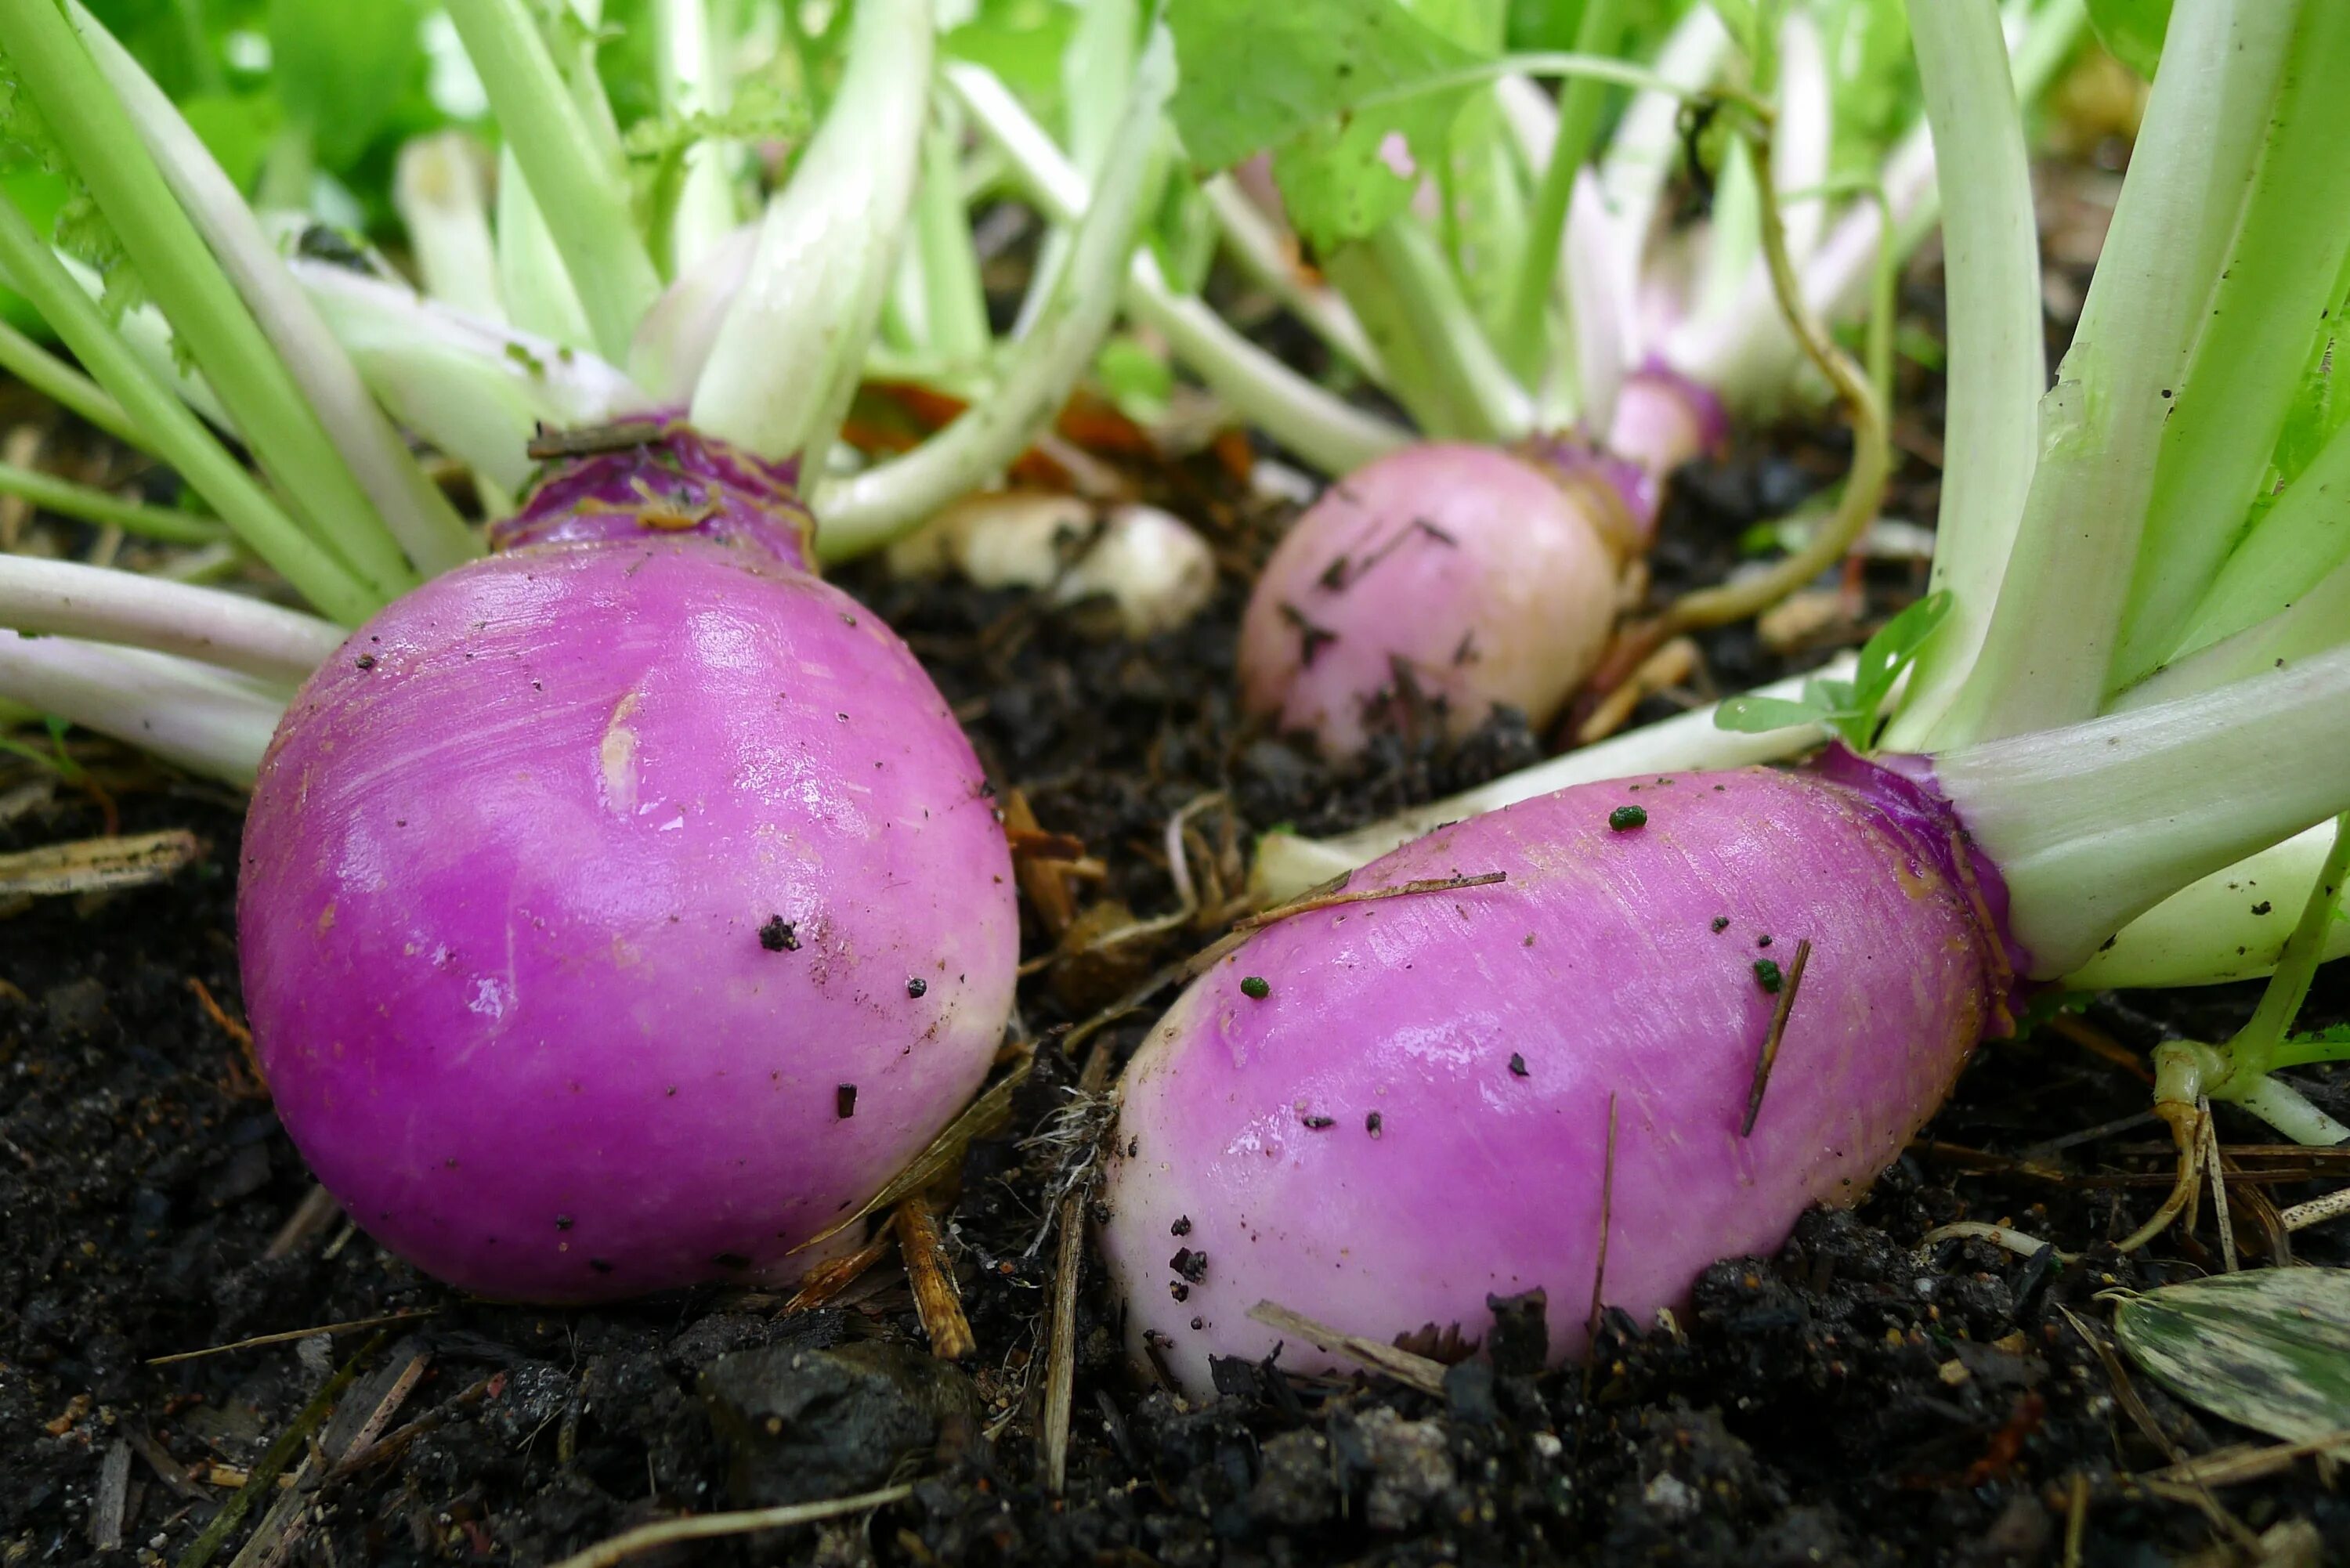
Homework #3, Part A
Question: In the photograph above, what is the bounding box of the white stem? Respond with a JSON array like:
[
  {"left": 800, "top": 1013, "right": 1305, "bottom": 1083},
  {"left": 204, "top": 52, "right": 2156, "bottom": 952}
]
[
  {"left": 0, "top": 556, "right": 342, "bottom": 682},
  {"left": 949, "top": 62, "right": 1412, "bottom": 476},
  {"left": 495, "top": 146, "right": 595, "bottom": 348},
  {"left": 1772, "top": 10, "right": 1831, "bottom": 273},
  {"left": 690, "top": 0, "right": 932, "bottom": 462},
  {"left": 627, "top": 220, "right": 760, "bottom": 403},
  {"left": 2117, "top": 547, "right": 2350, "bottom": 712},
  {"left": 1595, "top": 3, "right": 1730, "bottom": 352},
  {"left": 295, "top": 260, "right": 649, "bottom": 493},
  {"left": 653, "top": 0, "right": 741, "bottom": 277},
  {"left": 813, "top": 27, "right": 1175, "bottom": 559},
  {"left": 1249, "top": 657, "right": 1856, "bottom": 905},
  {"left": 1878, "top": 0, "right": 2045, "bottom": 751},
  {"left": 0, "top": 630, "right": 280, "bottom": 785},
  {"left": 68, "top": 22, "right": 489, "bottom": 583},
  {"left": 394, "top": 131, "right": 507, "bottom": 323},
  {"left": 2065, "top": 821, "right": 2350, "bottom": 989},
  {"left": 1927, "top": 0, "right": 2298, "bottom": 745},
  {"left": 1936, "top": 643, "right": 2350, "bottom": 977},
  {"left": 2234, "top": 1076, "right": 2350, "bottom": 1147},
  {"left": 1201, "top": 175, "right": 1386, "bottom": 380}
]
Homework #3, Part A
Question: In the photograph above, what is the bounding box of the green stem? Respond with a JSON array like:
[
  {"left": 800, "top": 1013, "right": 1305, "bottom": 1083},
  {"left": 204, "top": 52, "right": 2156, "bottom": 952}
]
[
  {"left": 2178, "top": 418, "right": 2350, "bottom": 662},
  {"left": 1319, "top": 242, "right": 1465, "bottom": 432},
  {"left": 0, "top": 0, "right": 415, "bottom": 601},
  {"left": 1200, "top": 175, "right": 1386, "bottom": 380},
  {"left": 2116, "top": 540, "right": 2350, "bottom": 711},
  {"left": 494, "top": 148, "right": 595, "bottom": 347},
  {"left": 1922, "top": 0, "right": 2298, "bottom": 747},
  {"left": 0, "top": 317, "right": 144, "bottom": 450},
  {"left": 0, "top": 201, "right": 378, "bottom": 623},
  {"left": 2063, "top": 820, "right": 2350, "bottom": 990},
  {"left": 653, "top": 0, "right": 741, "bottom": 277},
  {"left": 945, "top": 60, "right": 1412, "bottom": 476},
  {"left": 2227, "top": 813, "right": 2350, "bottom": 1069},
  {"left": 2111, "top": 0, "right": 2350, "bottom": 689},
  {"left": 1496, "top": 0, "right": 1625, "bottom": 385},
  {"left": 815, "top": 27, "right": 1175, "bottom": 559},
  {"left": 1013, "top": 0, "right": 1137, "bottom": 341},
  {"left": 1878, "top": 0, "right": 2044, "bottom": 753},
  {"left": 914, "top": 99, "right": 991, "bottom": 368},
  {"left": 1361, "top": 215, "right": 1531, "bottom": 442},
  {"left": 72, "top": 2, "right": 480, "bottom": 576},
  {"left": 0, "top": 462, "right": 225, "bottom": 545},
  {"left": 255, "top": 120, "right": 313, "bottom": 212},
  {"left": 1358, "top": 50, "right": 1729, "bottom": 117},
  {"left": 445, "top": 0, "right": 662, "bottom": 363}
]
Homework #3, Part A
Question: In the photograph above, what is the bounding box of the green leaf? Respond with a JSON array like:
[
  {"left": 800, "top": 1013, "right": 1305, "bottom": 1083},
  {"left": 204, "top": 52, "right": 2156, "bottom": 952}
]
[
  {"left": 1713, "top": 694, "right": 1834, "bottom": 735},
  {"left": 943, "top": 0, "right": 1082, "bottom": 128},
  {"left": 1168, "top": 0, "right": 1483, "bottom": 250},
  {"left": 2087, "top": 0, "right": 2171, "bottom": 81},
  {"left": 1094, "top": 331, "right": 1173, "bottom": 425},
  {"left": 177, "top": 93, "right": 282, "bottom": 194},
  {"left": 1505, "top": 0, "right": 1589, "bottom": 51},
  {"left": 2114, "top": 1270, "right": 2350, "bottom": 1442},
  {"left": 1850, "top": 588, "right": 1951, "bottom": 714},
  {"left": 268, "top": 0, "right": 428, "bottom": 169}
]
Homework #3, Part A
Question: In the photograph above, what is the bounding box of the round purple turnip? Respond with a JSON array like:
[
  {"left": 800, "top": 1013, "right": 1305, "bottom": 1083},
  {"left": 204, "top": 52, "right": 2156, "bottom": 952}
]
[
  {"left": 1237, "top": 443, "right": 1628, "bottom": 758},
  {"left": 239, "top": 431, "right": 1018, "bottom": 1302},
  {"left": 1237, "top": 370, "right": 1726, "bottom": 760},
  {"left": 1100, "top": 757, "right": 2016, "bottom": 1392}
]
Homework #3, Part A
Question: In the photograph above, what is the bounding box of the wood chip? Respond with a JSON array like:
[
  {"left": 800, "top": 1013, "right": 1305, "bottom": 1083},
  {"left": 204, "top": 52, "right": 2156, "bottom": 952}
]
[
  {"left": 895, "top": 1196, "right": 975, "bottom": 1360},
  {"left": 1246, "top": 1300, "right": 1448, "bottom": 1396},
  {"left": 0, "top": 829, "right": 200, "bottom": 896},
  {"left": 90, "top": 1439, "right": 130, "bottom": 1552}
]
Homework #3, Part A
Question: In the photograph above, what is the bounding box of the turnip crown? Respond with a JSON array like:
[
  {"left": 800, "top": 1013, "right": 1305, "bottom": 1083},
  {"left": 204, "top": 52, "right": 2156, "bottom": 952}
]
[{"left": 490, "top": 421, "right": 816, "bottom": 571}]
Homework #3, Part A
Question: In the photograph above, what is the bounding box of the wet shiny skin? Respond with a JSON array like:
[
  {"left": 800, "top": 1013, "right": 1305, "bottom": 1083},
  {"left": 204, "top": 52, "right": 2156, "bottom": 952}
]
[
  {"left": 240, "top": 539, "right": 1016, "bottom": 1301},
  {"left": 1102, "top": 769, "right": 1996, "bottom": 1393}
]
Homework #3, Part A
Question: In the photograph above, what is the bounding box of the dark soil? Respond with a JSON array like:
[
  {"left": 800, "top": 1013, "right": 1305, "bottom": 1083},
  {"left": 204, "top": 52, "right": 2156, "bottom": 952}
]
[{"left": 7, "top": 161, "right": 2349, "bottom": 1568}]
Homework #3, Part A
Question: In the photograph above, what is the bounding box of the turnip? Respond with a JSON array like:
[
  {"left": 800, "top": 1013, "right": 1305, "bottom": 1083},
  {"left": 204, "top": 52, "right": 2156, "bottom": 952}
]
[
  {"left": 1106, "top": 649, "right": 2350, "bottom": 1389},
  {"left": 1235, "top": 442, "right": 1626, "bottom": 755},
  {"left": 240, "top": 470, "right": 1018, "bottom": 1299},
  {"left": 1101, "top": 0, "right": 2350, "bottom": 1388},
  {"left": 0, "top": 0, "right": 1176, "bottom": 1299}
]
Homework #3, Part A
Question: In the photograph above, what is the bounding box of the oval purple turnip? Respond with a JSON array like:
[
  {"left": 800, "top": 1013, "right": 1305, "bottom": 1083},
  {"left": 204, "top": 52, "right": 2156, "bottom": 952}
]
[
  {"left": 1101, "top": 761, "right": 2012, "bottom": 1392},
  {"left": 239, "top": 433, "right": 1018, "bottom": 1302},
  {"left": 1237, "top": 443, "right": 1627, "bottom": 758}
]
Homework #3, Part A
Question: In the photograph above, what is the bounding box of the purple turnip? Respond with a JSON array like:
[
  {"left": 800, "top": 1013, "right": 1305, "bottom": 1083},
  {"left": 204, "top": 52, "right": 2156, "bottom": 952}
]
[
  {"left": 238, "top": 434, "right": 1018, "bottom": 1302},
  {"left": 1101, "top": 640, "right": 2350, "bottom": 1389}
]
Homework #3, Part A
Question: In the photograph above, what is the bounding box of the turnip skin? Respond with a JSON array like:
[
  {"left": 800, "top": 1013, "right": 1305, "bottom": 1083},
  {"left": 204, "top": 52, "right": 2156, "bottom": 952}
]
[
  {"left": 1603, "top": 363, "right": 1730, "bottom": 502},
  {"left": 1101, "top": 762, "right": 2011, "bottom": 1393},
  {"left": 240, "top": 529, "right": 1015, "bottom": 1302},
  {"left": 1237, "top": 443, "right": 1622, "bottom": 758}
]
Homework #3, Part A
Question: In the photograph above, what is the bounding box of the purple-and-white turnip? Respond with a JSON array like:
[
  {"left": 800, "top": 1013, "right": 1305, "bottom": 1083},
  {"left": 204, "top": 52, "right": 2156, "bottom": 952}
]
[
  {"left": 237, "top": 437, "right": 1018, "bottom": 1302},
  {"left": 1235, "top": 441, "right": 1641, "bottom": 756},
  {"left": 1103, "top": 645, "right": 2350, "bottom": 1389}
]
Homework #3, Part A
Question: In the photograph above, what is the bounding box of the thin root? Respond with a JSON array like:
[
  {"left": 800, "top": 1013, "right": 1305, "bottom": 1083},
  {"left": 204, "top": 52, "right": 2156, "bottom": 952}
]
[{"left": 2117, "top": 1099, "right": 2204, "bottom": 1252}]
